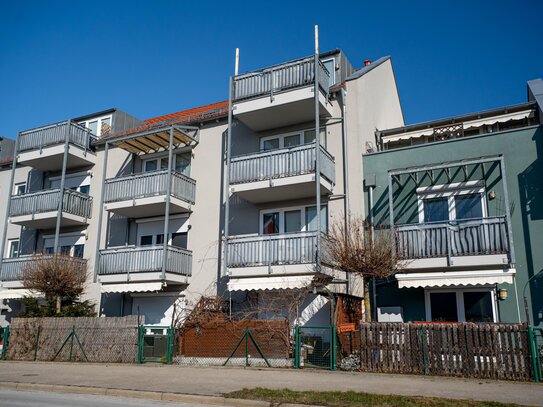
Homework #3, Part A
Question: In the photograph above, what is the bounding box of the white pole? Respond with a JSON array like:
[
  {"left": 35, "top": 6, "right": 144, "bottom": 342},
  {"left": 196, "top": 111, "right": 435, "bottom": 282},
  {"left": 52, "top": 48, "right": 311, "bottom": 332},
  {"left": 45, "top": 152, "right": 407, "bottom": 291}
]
[
  {"left": 235, "top": 48, "right": 240, "bottom": 76},
  {"left": 314, "top": 25, "right": 319, "bottom": 54}
]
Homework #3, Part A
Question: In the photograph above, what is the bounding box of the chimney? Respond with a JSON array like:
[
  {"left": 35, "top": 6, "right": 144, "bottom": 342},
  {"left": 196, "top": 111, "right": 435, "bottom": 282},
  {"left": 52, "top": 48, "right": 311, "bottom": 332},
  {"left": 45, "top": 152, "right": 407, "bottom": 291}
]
[{"left": 364, "top": 60, "right": 372, "bottom": 66}]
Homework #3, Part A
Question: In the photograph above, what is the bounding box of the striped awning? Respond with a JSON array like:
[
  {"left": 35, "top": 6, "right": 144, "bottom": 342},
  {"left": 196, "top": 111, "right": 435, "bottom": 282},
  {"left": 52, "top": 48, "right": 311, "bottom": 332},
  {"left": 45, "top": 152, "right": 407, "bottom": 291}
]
[
  {"left": 0, "top": 289, "right": 35, "bottom": 300},
  {"left": 101, "top": 282, "right": 163, "bottom": 293},
  {"left": 227, "top": 275, "right": 314, "bottom": 291},
  {"left": 396, "top": 269, "right": 516, "bottom": 289}
]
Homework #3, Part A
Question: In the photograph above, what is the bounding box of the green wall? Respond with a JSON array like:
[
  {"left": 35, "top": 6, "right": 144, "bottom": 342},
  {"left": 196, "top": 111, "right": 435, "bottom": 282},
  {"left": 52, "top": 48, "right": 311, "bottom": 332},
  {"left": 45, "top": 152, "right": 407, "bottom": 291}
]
[{"left": 363, "top": 126, "right": 543, "bottom": 325}]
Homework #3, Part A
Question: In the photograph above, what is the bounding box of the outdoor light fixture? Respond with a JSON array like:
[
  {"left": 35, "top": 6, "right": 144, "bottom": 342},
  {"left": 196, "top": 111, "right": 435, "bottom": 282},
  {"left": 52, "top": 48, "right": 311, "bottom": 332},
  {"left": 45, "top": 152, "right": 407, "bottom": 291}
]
[
  {"left": 489, "top": 191, "right": 496, "bottom": 200},
  {"left": 498, "top": 288, "right": 508, "bottom": 301}
]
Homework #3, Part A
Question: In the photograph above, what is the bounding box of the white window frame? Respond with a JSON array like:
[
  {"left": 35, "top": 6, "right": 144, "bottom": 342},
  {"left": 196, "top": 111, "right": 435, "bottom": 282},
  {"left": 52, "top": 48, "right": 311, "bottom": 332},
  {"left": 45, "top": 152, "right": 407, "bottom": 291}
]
[
  {"left": 424, "top": 287, "right": 498, "bottom": 323},
  {"left": 259, "top": 204, "right": 328, "bottom": 235},
  {"left": 6, "top": 239, "right": 20, "bottom": 258},
  {"left": 78, "top": 114, "right": 113, "bottom": 138},
  {"left": 142, "top": 152, "right": 191, "bottom": 175},
  {"left": 135, "top": 214, "right": 189, "bottom": 247},
  {"left": 49, "top": 171, "right": 91, "bottom": 194},
  {"left": 14, "top": 182, "right": 26, "bottom": 196},
  {"left": 417, "top": 181, "right": 487, "bottom": 223},
  {"left": 42, "top": 232, "right": 85, "bottom": 257},
  {"left": 321, "top": 57, "right": 336, "bottom": 87},
  {"left": 260, "top": 127, "right": 327, "bottom": 151}
]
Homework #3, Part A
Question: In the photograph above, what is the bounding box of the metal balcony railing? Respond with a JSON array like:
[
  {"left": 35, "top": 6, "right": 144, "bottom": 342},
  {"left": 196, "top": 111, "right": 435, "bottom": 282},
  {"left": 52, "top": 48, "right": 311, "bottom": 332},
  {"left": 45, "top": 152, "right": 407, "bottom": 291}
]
[
  {"left": 98, "top": 245, "right": 192, "bottom": 276},
  {"left": 233, "top": 56, "right": 330, "bottom": 102},
  {"left": 227, "top": 231, "right": 318, "bottom": 268},
  {"left": 104, "top": 169, "right": 196, "bottom": 205},
  {"left": 9, "top": 188, "right": 93, "bottom": 219},
  {"left": 18, "top": 121, "right": 96, "bottom": 153},
  {"left": 230, "top": 143, "right": 335, "bottom": 185},
  {"left": 396, "top": 216, "right": 510, "bottom": 260},
  {"left": 1, "top": 256, "right": 87, "bottom": 282}
]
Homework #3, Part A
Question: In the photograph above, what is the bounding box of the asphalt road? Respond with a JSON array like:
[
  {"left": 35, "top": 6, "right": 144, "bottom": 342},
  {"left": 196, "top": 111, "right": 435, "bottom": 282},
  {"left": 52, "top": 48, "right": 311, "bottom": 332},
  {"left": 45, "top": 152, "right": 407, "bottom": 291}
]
[{"left": 0, "top": 389, "right": 214, "bottom": 407}]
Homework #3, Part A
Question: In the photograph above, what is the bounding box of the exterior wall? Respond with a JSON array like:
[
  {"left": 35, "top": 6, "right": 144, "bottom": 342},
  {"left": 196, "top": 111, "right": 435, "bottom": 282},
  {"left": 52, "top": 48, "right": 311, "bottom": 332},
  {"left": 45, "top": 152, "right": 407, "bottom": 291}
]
[{"left": 363, "top": 126, "right": 543, "bottom": 325}]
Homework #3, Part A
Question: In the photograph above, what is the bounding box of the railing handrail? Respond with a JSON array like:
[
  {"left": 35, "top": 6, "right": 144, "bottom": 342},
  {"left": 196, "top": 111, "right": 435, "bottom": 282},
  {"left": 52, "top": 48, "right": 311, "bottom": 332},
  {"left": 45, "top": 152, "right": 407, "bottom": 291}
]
[
  {"left": 227, "top": 230, "right": 318, "bottom": 242},
  {"left": 1, "top": 255, "right": 87, "bottom": 281},
  {"left": 11, "top": 187, "right": 91, "bottom": 199},
  {"left": 104, "top": 168, "right": 195, "bottom": 184},
  {"left": 18, "top": 120, "right": 97, "bottom": 152},
  {"left": 100, "top": 244, "right": 192, "bottom": 256},
  {"left": 230, "top": 142, "right": 334, "bottom": 161},
  {"left": 234, "top": 56, "right": 315, "bottom": 80},
  {"left": 396, "top": 216, "right": 506, "bottom": 229}
]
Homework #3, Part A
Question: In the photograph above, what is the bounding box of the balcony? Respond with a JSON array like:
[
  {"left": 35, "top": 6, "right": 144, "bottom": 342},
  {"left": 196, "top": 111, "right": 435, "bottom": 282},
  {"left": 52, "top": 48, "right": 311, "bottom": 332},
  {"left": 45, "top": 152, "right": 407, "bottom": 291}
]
[
  {"left": 97, "top": 245, "right": 192, "bottom": 285},
  {"left": 17, "top": 121, "right": 96, "bottom": 171},
  {"left": 9, "top": 189, "right": 92, "bottom": 228},
  {"left": 1, "top": 256, "right": 87, "bottom": 287},
  {"left": 232, "top": 57, "right": 333, "bottom": 131},
  {"left": 227, "top": 231, "right": 318, "bottom": 277},
  {"left": 396, "top": 216, "right": 511, "bottom": 269},
  {"left": 229, "top": 144, "right": 335, "bottom": 203},
  {"left": 103, "top": 169, "right": 196, "bottom": 217}
]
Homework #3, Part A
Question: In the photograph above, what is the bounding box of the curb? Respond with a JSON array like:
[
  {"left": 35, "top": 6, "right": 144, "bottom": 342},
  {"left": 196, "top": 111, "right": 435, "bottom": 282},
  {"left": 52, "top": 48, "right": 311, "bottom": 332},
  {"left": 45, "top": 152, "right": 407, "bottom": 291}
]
[{"left": 0, "top": 382, "right": 271, "bottom": 406}]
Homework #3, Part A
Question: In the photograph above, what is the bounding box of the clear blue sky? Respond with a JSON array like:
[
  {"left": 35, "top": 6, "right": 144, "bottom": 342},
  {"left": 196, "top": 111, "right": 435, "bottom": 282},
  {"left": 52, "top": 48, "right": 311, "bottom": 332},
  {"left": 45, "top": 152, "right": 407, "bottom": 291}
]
[{"left": 1, "top": 0, "right": 541, "bottom": 138}]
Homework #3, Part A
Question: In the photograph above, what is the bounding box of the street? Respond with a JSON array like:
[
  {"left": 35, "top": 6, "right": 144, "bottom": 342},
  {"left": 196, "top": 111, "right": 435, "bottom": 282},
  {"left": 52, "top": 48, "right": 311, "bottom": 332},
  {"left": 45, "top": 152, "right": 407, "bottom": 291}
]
[{"left": 0, "top": 389, "right": 214, "bottom": 407}]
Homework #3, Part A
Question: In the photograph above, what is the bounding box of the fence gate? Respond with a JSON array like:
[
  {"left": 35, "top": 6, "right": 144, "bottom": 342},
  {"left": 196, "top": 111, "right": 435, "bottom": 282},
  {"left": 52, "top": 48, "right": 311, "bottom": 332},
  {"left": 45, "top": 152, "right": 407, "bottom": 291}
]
[
  {"left": 295, "top": 325, "right": 336, "bottom": 370},
  {"left": 138, "top": 325, "right": 173, "bottom": 364},
  {"left": 529, "top": 326, "right": 543, "bottom": 382}
]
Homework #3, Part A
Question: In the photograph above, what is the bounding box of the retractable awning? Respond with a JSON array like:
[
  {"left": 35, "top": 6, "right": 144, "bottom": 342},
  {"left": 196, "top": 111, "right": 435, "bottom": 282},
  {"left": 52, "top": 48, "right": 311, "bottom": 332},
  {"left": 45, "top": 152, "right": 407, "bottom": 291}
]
[
  {"left": 227, "top": 275, "right": 314, "bottom": 291},
  {"left": 463, "top": 110, "right": 534, "bottom": 129},
  {"left": 0, "top": 289, "right": 35, "bottom": 300},
  {"left": 396, "top": 269, "right": 516, "bottom": 289},
  {"left": 101, "top": 282, "right": 163, "bottom": 293}
]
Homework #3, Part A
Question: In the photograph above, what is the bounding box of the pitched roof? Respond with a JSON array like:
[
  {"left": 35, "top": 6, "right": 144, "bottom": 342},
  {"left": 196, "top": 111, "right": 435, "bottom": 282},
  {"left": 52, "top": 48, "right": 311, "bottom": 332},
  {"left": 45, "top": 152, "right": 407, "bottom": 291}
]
[{"left": 144, "top": 100, "right": 228, "bottom": 124}]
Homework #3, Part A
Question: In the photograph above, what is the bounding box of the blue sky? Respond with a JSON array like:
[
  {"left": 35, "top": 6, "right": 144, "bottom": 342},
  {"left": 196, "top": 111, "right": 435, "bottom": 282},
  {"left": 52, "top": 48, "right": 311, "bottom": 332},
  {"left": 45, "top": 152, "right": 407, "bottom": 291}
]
[{"left": 0, "top": 0, "right": 541, "bottom": 138}]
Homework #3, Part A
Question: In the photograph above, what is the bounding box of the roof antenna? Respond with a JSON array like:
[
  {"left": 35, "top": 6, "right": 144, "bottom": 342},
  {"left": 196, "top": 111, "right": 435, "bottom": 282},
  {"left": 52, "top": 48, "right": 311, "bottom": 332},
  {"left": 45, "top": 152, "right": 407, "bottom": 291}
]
[{"left": 235, "top": 48, "right": 240, "bottom": 76}]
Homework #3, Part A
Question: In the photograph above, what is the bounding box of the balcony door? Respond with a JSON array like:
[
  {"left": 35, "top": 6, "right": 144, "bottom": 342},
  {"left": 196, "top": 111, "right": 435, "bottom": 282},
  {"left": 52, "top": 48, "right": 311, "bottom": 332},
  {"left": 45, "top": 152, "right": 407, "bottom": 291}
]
[
  {"left": 143, "top": 152, "right": 191, "bottom": 176},
  {"left": 49, "top": 172, "right": 91, "bottom": 194},
  {"left": 136, "top": 216, "right": 189, "bottom": 249},
  {"left": 426, "top": 289, "right": 497, "bottom": 322},
  {"left": 42, "top": 233, "right": 85, "bottom": 257},
  {"left": 261, "top": 205, "right": 327, "bottom": 235}
]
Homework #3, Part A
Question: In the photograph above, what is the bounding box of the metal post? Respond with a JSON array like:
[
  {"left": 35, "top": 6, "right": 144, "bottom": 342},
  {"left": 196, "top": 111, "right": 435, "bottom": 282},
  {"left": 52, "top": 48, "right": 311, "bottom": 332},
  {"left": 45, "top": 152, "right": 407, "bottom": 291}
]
[
  {"left": 93, "top": 141, "right": 109, "bottom": 283},
  {"left": 54, "top": 120, "right": 71, "bottom": 253},
  {"left": 162, "top": 128, "right": 174, "bottom": 280},
  {"left": 314, "top": 25, "right": 321, "bottom": 272},
  {"left": 387, "top": 173, "right": 394, "bottom": 227},
  {"left": 0, "top": 134, "right": 20, "bottom": 272},
  {"left": 33, "top": 325, "right": 41, "bottom": 361},
  {"left": 245, "top": 326, "right": 249, "bottom": 366},
  {"left": 499, "top": 156, "right": 516, "bottom": 265},
  {"left": 294, "top": 325, "right": 300, "bottom": 368},
  {"left": 224, "top": 75, "right": 234, "bottom": 278}
]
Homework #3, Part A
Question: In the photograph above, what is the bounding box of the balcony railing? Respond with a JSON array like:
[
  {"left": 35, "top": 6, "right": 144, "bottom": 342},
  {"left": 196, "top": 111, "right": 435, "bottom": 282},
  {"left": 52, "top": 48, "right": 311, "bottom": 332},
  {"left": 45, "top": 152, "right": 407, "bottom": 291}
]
[
  {"left": 396, "top": 216, "right": 510, "bottom": 260},
  {"left": 9, "top": 188, "right": 93, "bottom": 219},
  {"left": 230, "top": 143, "right": 335, "bottom": 185},
  {"left": 104, "top": 169, "right": 196, "bottom": 205},
  {"left": 18, "top": 121, "right": 96, "bottom": 153},
  {"left": 227, "top": 231, "right": 318, "bottom": 268},
  {"left": 98, "top": 245, "right": 192, "bottom": 277},
  {"left": 233, "top": 56, "right": 330, "bottom": 102},
  {"left": 1, "top": 256, "right": 87, "bottom": 282}
]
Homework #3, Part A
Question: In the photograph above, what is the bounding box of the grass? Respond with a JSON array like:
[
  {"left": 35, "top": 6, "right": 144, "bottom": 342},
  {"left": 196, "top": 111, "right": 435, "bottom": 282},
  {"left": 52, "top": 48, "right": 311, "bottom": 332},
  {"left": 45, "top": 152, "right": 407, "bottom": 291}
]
[{"left": 225, "top": 388, "right": 524, "bottom": 407}]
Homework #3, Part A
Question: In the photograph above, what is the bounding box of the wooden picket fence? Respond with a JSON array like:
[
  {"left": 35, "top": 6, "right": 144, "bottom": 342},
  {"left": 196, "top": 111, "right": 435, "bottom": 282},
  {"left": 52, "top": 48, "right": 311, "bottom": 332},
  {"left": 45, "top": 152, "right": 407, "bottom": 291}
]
[{"left": 360, "top": 322, "right": 533, "bottom": 381}]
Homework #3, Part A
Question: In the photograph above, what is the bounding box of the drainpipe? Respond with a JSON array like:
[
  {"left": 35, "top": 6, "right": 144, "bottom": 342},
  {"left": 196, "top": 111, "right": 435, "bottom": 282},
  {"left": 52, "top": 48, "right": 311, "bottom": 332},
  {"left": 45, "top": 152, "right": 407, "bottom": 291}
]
[
  {"left": 54, "top": 120, "right": 71, "bottom": 253},
  {"left": 338, "top": 88, "right": 350, "bottom": 293},
  {"left": 368, "top": 184, "right": 377, "bottom": 321},
  {"left": 0, "top": 134, "right": 20, "bottom": 273}
]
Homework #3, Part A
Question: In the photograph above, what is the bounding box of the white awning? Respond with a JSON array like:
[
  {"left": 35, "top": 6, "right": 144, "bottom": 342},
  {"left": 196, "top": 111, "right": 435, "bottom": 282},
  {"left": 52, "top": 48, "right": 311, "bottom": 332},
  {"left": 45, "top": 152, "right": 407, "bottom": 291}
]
[
  {"left": 382, "top": 128, "right": 434, "bottom": 143},
  {"left": 228, "top": 275, "right": 314, "bottom": 291},
  {"left": 101, "top": 282, "right": 163, "bottom": 294},
  {"left": 463, "top": 110, "right": 534, "bottom": 129},
  {"left": 396, "top": 269, "right": 516, "bottom": 289},
  {"left": 0, "top": 289, "right": 35, "bottom": 300}
]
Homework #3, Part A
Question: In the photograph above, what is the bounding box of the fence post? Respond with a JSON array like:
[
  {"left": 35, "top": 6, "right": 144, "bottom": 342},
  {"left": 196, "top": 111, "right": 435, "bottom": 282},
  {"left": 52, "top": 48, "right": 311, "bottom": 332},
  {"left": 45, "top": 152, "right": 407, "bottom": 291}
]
[
  {"left": 137, "top": 325, "right": 143, "bottom": 364},
  {"left": 1, "top": 326, "right": 9, "bottom": 360},
  {"left": 245, "top": 327, "right": 249, "bottom": 367},
  {"left": 331, "top": 326, "right": 336, "bottom": 371},
  {"left": 528, "top": 326, "right": 540, "bottom": 383},
  {"left": 33, "top": 325, "right": 41, "bottom": 361},
  {"left": 421, "top": 326, "right": 427, "bottom": 375},
  {"left": 294, "top": 325, "right": 300, "bottom": 369}
]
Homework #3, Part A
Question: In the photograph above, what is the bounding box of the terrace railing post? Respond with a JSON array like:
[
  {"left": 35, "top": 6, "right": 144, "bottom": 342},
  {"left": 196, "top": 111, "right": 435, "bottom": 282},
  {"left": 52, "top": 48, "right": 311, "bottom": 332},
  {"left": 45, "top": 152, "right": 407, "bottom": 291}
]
[
  {"left": 314, "top": 25, "right": 321, "bottom": 273},
  {"left": 499, "top": 157, "right": 516, "bottom": 266},
  {"left": 93, "top": 141, "right": 109, "bottom": 283},
  {"left": 446, "top": 222, "right": 453, "bottom": 265},
  {"left": 224, "top": 75, "right": 233, "bottom": 279},
  {"left": 162, "top": 128, "right": 174, "bottom": 280}
]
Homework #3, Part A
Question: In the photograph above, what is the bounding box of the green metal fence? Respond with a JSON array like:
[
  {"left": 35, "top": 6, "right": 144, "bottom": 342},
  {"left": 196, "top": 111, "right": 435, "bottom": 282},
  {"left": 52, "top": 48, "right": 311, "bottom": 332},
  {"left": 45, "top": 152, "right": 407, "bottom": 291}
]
[
  {"left": 529, "top": 326, "right": 543, "bottom": 382},
  {"left": 138, "top": 325, "right": 173, "bottom": 364},
  {"left": 0, "top": 326, "right": 9, "bottom": 360},
  {"left": 295, "top": 325, "right": 336, "bottom": 370}
]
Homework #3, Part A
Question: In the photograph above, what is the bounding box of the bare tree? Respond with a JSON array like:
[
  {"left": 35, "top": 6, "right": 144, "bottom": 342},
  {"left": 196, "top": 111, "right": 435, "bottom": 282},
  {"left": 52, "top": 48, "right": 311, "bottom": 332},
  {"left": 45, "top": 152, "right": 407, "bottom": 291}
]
[
  {"left": 323, "top": 214, "right": 407, "bottom": 322},
  {"left": 22, "top": 254, "right": 89, "bottom": 314}
]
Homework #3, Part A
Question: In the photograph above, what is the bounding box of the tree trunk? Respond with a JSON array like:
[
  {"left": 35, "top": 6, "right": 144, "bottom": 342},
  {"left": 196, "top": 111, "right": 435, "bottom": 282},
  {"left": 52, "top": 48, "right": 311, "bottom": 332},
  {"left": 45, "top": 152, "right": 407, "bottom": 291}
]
[
  {"left": 56, "top": 296, "right": 61, "bottom": 314},
  {"left": 363, "top": 279, "right": 371, "bottom": 322}
]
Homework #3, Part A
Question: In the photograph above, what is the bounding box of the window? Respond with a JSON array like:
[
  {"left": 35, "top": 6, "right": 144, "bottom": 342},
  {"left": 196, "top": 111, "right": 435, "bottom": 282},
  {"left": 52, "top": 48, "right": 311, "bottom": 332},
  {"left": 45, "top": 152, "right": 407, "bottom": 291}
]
[
  {"left": 7, "top": 240, "right": 19, "bottom": 258},
  {"left": 321, "top": 58, "right": 336, "bottom": 88},
  {"left": 143, "top": 153, "right": 191, "bottom": 175},
  {"left": 49, "top": 172, "right": 90, "bottom": 194},
  {"left": 14, "top": 183, "right": 26, "bottom": 195},
  {"left": 171, "top": 232, "right": 188, "bottom": 249},
  {"left": 418, "top": 182, "right": 486, "bottom": 223},
  {"left": 261, "top": 205, "right": 328, "bottom": 235},
  {"left": 260, "top": 128, "right": 327, "bottom": 151},
  {"left": 78, "top": 115, "right": 113, "bottom": 138},
  {"left": 425, "top": 289, "right": 497, "bottom": 323},
  {"left": 140, "top": 235, "right": 153, "bottom": 246},
  {"left": 42, "top": 233, "right": 85, "bottom": 257}
]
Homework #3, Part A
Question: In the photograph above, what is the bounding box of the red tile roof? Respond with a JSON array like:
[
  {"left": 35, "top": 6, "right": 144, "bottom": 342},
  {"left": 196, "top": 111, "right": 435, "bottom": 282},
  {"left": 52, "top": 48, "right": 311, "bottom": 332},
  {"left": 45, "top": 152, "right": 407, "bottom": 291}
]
[{"left": 144, "top": 100, "right": 228, "bottom": 124}]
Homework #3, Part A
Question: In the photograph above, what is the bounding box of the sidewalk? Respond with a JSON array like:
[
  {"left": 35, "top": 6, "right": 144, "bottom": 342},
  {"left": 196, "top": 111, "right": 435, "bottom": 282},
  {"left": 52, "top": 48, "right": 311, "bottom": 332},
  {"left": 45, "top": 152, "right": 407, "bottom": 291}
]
[{"left": 0, "top": 361, "right": 542, "bottom": 406}]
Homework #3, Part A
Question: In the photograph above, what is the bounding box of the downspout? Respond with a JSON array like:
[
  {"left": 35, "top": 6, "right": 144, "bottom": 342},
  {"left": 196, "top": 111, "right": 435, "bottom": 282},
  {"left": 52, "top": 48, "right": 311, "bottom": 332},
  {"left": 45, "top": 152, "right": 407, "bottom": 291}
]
[
  {"left": 369, "top": 184, "right": 377, "bottom": 321},
  {"left": 314, "top": 25, "right": 321, "bottom": 273},
  {"left": 338, "top": 88, "right": 350, "bottom": 293}
]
